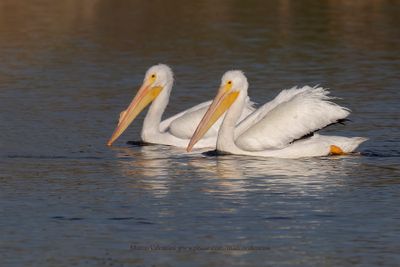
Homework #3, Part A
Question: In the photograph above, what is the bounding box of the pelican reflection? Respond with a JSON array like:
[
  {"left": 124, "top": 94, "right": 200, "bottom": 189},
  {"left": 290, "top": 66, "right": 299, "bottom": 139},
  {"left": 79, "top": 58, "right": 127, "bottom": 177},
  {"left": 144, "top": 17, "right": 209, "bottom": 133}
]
[
  {"left": 187, "top": 154, "right": 360, "bottom": 196},
  {"left": 112, "top": 145, "right": 173, "bottom": 197}
]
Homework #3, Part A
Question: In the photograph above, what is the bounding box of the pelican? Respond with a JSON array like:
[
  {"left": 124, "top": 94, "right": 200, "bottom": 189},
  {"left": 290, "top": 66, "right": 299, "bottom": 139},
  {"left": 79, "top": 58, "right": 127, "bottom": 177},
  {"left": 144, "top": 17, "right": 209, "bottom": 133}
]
[
  {"left": 187, "top": 70, "right": 367, "bottom": 158},
  {"left": 107, "top": 64, "right": 255, "bottom": 148}
]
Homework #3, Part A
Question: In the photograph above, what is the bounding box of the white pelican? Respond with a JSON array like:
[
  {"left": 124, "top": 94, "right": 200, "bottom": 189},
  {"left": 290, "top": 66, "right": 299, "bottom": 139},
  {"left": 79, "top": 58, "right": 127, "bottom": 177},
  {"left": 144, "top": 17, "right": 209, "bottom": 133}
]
[
  {"left": 187, "top": 70, "right": 367, "bottom": 158},
  {"left": 107, "top": 64, "right": 255, "bottom": 148}
]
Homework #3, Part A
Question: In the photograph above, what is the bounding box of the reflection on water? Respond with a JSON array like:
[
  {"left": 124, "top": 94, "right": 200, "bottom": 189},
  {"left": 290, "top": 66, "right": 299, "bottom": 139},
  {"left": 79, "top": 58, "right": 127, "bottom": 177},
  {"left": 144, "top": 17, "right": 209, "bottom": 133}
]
[
  {"left": 1, "top": 0, "right": 400, "bottom": 266},
  {"left": 115, "top": 146, "right": 172, "bottom": 197},
  {"left": 112, "top": 144, "right": 398, "bottom": 203}
]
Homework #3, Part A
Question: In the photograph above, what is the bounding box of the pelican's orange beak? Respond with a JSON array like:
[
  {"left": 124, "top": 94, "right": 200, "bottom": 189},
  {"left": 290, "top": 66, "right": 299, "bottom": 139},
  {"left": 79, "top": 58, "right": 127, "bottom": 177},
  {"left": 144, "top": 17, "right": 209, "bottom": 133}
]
[
  {"left": 107, "top": 80, "right": 162, "bottom": 146},
  {"left": 187, "top": 83, "right": 239, "bottom": 152}
]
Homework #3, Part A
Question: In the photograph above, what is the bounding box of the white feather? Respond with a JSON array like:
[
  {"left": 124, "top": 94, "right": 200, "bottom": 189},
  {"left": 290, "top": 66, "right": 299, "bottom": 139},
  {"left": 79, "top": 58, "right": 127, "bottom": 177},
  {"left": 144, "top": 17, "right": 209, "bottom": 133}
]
[
  {"left": 248, "top": 134, "right": 368, "bottom": 158},
  {"left": 236, "top": 86, "right": 350, "bottom": 151}
]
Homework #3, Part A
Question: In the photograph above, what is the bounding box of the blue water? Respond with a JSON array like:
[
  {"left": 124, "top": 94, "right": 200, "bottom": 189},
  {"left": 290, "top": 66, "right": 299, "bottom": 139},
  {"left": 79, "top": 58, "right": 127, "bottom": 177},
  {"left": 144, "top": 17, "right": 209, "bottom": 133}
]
[{"left": 1, "top": 1, "right": 400, "bottom": 266}]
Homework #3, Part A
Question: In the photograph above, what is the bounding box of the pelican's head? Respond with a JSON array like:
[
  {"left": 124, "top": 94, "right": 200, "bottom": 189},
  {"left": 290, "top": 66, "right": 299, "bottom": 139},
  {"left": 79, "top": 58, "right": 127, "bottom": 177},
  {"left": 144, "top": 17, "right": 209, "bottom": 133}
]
[
  {"left": 187, "top": 70, "right": 248, "bottom": 152},
  {"left": 220, "top": 70, "right": 248, "bottom": 94},
  {"left": 107, "top": 64, "right": 173, "bottom": 146},
  {"left": 144, "top": 64, "right": 174, "bottom": 89}
]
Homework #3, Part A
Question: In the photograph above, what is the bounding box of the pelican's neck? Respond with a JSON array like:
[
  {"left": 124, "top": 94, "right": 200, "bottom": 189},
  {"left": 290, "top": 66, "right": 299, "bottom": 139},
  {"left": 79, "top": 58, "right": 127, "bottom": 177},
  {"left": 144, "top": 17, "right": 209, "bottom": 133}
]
[
  {"left": 217, "top": 91, "right": 247, "bottom": 153},
  {"left": 141, "top": 83, "right": 172, "bottom": 138}
]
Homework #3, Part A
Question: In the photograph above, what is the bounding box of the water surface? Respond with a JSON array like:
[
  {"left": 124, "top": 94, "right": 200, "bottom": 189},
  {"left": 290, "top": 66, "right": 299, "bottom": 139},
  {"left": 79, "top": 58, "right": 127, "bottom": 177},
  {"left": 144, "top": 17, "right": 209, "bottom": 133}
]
[{"left": 1, "top": 1, "right": 400, "bottom": 266}]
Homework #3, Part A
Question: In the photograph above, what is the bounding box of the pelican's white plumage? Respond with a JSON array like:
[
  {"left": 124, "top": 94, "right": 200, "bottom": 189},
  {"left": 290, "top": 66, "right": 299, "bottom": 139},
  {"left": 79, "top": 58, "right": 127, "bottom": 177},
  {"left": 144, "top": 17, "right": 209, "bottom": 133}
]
[
  {"left": 187, "top": 70, "right": 367, "bottom": 158},
  {"left": 107, "top": 64, "right": 255, "bottom": 148}
]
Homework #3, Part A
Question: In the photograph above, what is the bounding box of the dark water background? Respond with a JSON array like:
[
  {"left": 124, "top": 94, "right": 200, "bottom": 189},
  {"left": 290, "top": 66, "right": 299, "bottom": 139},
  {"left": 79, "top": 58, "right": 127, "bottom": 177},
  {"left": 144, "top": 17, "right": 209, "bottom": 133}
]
[{"left": 1, "top": 1, "right": 399, "bottom": 266}]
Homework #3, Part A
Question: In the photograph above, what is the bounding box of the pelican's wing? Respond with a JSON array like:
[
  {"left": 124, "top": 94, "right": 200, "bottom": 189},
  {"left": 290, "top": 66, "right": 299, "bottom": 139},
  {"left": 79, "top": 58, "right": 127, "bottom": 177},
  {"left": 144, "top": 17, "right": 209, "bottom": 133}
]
[
  {"left": 235, "top": 86, "right": 350, "bottom": 151},
  {"left": 164, "top": 98, "right": 256, "bottom": 140},
  {"left": 159, "top": 100, "right": 212, "bottom": 132},
  {"left": 235, "top": 86, "right": 311, "bottom": 136}
]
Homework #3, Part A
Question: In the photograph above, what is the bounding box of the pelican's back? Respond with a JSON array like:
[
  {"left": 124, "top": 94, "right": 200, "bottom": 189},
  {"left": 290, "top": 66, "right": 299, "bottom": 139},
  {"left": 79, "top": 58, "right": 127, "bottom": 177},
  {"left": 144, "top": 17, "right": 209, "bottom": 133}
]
[{"left": 236, "top": 86, "right": 350, "bottom": 151}]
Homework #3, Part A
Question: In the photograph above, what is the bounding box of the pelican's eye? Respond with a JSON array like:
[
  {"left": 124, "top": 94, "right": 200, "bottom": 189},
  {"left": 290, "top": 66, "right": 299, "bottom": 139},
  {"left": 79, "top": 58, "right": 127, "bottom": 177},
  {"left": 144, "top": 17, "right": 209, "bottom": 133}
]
[
  {"left": 149, "top": 74, "right": 157, "bottom": 83},
  {"left": 226, "top": 80, "right": 233, "bottom": 90}
]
